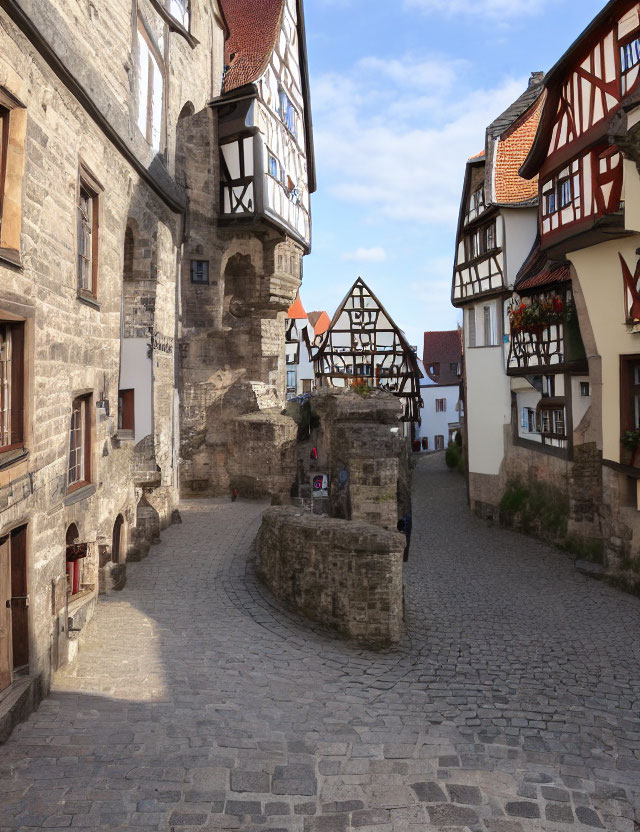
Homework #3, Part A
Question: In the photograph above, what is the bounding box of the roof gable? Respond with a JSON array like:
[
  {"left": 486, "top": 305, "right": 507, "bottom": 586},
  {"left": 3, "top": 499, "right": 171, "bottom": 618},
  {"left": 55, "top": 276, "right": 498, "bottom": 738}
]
[{"left": 287, "top": 294, "right": 307, "bottom": 319}]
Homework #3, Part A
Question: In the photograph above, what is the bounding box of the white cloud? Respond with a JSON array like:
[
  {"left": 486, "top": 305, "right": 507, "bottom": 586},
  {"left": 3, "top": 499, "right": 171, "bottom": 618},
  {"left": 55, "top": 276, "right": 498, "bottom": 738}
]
[
  {"left": 313, "top": 56, "right": 527, "bottom": 225},
  {"left": 341, "top": 246, "right": 387, "bottom": 263},
  {"left": 404, "top": 0, "right": 548, "bottom": 18}
]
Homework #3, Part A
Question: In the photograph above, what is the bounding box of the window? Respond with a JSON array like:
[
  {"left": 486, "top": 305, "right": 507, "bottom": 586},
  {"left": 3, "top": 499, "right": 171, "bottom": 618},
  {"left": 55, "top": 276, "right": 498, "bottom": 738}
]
[
  {"left": 118, "top": 389, "right": 134, "bottom": 433},
  {"left": 621, "top": 358, "right": 640, "bottom": 436},
  {"left": 302, "top": 379, "right": 312, "bottom": 394},
  {"left": 0, "top": 320, "right": 24, "bottom": 453},
  {"left": 0, "top": 107, "right": 8, "bottom": 240},
  {"left": 449, "top": 362, "right": 458, "bottom": 374},
  {"left": 521, "top": 407, "right": 538, "bottom": 433},
  {"left": 167, "top": 0, "right": 188, "bottom": 28},
  {"left": 544, "top": 190, "right": 557, "bottom": 216},
  {"left": 544, "top": 375, "right": 555, "bottom": 397},
  {"left": 138, "top": 19, "right": 165, "bottom": 152},
  {"left": 621, "top": 37, "right": 640, "bottom": 72},
  {"left": 279, "top": 89, "right": 297, "bottom": 136},
  {"left": 559, "top": 178, "right": 572, "bottom": 208},
  {"left": 580, "top": 382, "right": 591, "bottom": 397},
  {"left": 483, "top": 305, "right": 493, "bottom": 346},
  {"left": 77, "top": 177, "right": 99, "bottom": 298},
  {"left": 435, "top": 435, "right": 445, "bottom": 450},
  {"left": 0, "top": 89, "right": 26, "bottom": 260},
  {"left": 485, "top": 222, "right": 496, "bottom": 251},
  {"left": 190, "top": 260, "right": 209, "bottom": 284},
  {"left": 286, "top": 370, "right": 296, "bottom": 390},
  {"left": 68, "top": 395, "right": 91, "bottom": 490},
  {"left": 540, "top": 406, "right": 565, "bottom": 437},
  {"left": 435, "top": 398, "right": 446, "bottom": 413},
  {"left": 467, "top": 307, "right": 477, "bottom": 348},
  {"left": 268, "top": 153, "right": 279, "bottom": 179}
]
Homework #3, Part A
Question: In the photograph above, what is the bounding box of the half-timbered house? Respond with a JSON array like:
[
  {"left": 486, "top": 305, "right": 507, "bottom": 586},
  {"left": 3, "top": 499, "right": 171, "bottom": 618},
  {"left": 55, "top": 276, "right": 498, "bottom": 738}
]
[
  {"left": 452, "top": 74, "right": 544, "bottom": 505},
  {"left": 519, "top": 0, "right": 640, "bottom": 572},
  {"left": 309, "top": 278, "right": 423, "bottom": 425}
]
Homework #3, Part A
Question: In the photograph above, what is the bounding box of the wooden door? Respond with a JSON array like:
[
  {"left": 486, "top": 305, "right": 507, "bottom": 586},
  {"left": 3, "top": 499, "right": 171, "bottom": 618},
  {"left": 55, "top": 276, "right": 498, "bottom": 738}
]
[
  {"left": 0, "top": 535, "right": 12, "bottom": 692},
  {"left": 10, "top": 525, "right": 28, "bottom": 669}
]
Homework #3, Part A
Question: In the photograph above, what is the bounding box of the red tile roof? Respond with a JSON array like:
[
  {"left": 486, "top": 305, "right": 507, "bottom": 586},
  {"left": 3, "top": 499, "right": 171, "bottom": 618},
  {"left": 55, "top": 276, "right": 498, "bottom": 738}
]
[
  {"left": 514, "top": 242, "right": 571, "bottom": 292},
  {"left": 468, "top": 150, "right": 485, "bottom": 161},
  {"left": 423, "top": 330, "right": 462, "bottom": 386},
  {"left": 219, "top": 0, "right": 284, "bottom": 93},
  {"left": 494, "top": 98, "right": 543, "bottom": 205},
  {"left": 287, "top": 294, "right": 307, "bottom": 319},
  {"left": 308, "top": 310, "right": 330, "bottom": 336}
]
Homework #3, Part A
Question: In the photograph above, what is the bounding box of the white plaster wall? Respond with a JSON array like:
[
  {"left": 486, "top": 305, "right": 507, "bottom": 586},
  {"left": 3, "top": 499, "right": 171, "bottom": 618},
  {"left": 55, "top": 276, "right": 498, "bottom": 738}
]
[
  {"left": 120, "top": 338, "right": 153, "bottom": 443},
  {"left": 502, "top": 207, "right": 539, "bottom": 288},
  {"left": 466, "top": 342, "right": 511, "bottom": 475},
  {"left": 417, "top": 384, "right": 460, "bottom": 449},
  {"left": 568, "top": 234, "right": 640, "bottom": 462}
]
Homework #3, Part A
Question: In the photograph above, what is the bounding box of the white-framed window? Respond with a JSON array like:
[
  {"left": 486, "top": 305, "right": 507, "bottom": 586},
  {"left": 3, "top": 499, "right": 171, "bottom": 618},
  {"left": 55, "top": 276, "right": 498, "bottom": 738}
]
[
  {"left": 279, "top": 89, "right": 297, "bottom": 137},
  {"left": 286, "top": 370, "right": 296, "bottom": 389},
  {"left": 521, "top": 407, "right": 538, "bottom": 433},
  {"left": 137, "top": 18, "right": 165, "bottom": 152},
  {"left": 435, "top": 398, "right": 446, "bottom": 413}
]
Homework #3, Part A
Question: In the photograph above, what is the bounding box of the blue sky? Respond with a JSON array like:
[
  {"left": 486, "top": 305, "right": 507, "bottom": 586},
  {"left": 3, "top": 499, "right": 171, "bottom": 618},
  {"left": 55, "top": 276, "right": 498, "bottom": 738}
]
[{"left": 300, "top": 0, "right": 606, "bottom": 349}]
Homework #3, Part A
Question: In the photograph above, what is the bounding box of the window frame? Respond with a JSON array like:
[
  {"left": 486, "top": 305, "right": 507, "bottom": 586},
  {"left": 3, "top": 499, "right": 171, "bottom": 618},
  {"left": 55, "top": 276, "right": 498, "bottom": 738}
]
[
  {"left": 118, "top": 389, "right": 135, "bottom": 434},
  {"left": 137, "top": 16, "right": 166, "bottom": 153},
  {"left": 559, "top": 176, "right": 572, "bottom": 209},
  {"left": 435, "top": 398, "right": 446, "bottom": 413},
  {"left": 0, "top": 107, "right": 8, "bottom": 238},
  {"left": 190, "top": 259, "right": 209, "bottom": 285},
  {"left": 0, "top": 319, "right": 25, "bottom": 455},
  {"left": 76, "top": 164, "right": 102, "bottom": 302},
  {"left": 286, "top": 370, "right": 296, "bottom": 390},
  {"left": 0, "top": 88, "right": 27, "bottom": 264},
  {"left": 68, "top": 394, "right": 92, "bottom": 493}
]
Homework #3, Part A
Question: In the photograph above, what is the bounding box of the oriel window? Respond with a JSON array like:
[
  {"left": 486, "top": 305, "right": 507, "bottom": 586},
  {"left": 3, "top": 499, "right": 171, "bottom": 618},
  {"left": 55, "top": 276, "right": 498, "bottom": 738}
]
[
  {"left": 68, "top": 395, "right": 91, "bottom": 490},
  {"left": 0, "top": 320, "right": 24, "bottom": 453}
]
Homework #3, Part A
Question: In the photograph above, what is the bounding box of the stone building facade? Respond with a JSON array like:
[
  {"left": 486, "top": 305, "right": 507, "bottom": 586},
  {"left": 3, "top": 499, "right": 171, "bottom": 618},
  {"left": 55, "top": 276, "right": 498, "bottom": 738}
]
[{"left": 2, "top": 0, "right": 315, "bottom": 732}]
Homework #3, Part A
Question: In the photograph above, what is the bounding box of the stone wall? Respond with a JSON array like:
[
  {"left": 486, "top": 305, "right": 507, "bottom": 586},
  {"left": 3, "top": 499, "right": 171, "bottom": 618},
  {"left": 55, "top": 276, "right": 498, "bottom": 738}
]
[
  {"left": 296, "top": 388, "right": 411, "bottom": 530},
  {"left": 0, "top": 0, "right": 225, "bottom": 732},
  {"left": 257, "top": 508, "right": 405, "bottom": 646}
]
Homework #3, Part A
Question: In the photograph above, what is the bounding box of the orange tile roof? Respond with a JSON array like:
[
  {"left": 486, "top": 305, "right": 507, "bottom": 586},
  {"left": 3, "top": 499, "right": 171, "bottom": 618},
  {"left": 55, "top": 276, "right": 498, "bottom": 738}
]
[
  {"left": 494, "top": 98, "right": 543, "bottom": 205},
  {"left": 468, "top": 150, "right": 485, "bottom": 161},
  {"left": 220, "top": 0, "right": 284, "bottom": 93},
  {"left": 308, "top": 310, "right": 330, "bottom": 336},
  {"left": 287, "top": 294, "right": 307, "bottom": 320}
]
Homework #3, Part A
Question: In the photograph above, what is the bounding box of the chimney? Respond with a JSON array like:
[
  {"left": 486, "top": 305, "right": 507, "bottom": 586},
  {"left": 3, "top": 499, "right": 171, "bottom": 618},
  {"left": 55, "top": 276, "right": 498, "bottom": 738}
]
[{"left": 529, "top": 71, "right": 545, "bottom": 86}]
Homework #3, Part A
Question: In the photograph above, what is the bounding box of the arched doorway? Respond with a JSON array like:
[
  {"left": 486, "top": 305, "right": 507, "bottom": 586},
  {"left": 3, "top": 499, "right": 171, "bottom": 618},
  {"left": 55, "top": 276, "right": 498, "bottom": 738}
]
[{"left": 112, "top": 515, "right": 125, "bottom": 564}]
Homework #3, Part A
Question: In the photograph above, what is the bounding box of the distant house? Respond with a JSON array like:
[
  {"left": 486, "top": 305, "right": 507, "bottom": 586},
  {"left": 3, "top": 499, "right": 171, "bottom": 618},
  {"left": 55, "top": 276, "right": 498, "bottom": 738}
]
[
  {"left": 285, "top": 295, "right": 329, "bottom": 398},
  {"left": 309, "top": 278, "right": 423, "bottom": 423},
  {"left": 417, "top": 331, "right": 462, "bottom": 451}
]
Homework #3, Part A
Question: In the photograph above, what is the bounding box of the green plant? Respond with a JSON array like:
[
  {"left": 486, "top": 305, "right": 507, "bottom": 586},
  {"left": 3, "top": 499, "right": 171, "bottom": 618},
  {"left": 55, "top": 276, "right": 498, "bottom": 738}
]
[
  {"left": 445, "top": 441, "right": 460, "bottom": 469},
  {"left": 621, "top": 430, "right": 640, "bottom": 451},
  {"left": 350, "top": 378, "right": 371, "bottom": 397},
  {"left": 499, "top": 479, "right": 569, "bottom": 539},
  {"left": 562, "top": 536, "right": 605, "bottom": 564}
]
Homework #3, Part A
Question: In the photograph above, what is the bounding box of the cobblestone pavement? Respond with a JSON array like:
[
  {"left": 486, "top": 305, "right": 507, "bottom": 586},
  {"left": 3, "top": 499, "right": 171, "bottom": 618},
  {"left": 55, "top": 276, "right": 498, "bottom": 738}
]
[{"left": 1, "top": 454, "right": 640, "bottom": 832}]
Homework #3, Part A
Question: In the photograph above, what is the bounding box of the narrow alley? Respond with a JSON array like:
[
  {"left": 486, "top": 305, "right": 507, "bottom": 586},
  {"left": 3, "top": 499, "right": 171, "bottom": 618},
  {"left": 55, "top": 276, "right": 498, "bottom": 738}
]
[{"left": 1, "top": 455, "right": 639, "bottom": 831}]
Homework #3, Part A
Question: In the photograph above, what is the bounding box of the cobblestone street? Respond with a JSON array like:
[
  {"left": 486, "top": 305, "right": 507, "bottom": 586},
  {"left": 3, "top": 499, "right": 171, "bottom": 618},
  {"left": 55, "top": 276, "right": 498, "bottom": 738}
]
[{"left": 1, "top": 454, "right": 639, "bottom": 831}]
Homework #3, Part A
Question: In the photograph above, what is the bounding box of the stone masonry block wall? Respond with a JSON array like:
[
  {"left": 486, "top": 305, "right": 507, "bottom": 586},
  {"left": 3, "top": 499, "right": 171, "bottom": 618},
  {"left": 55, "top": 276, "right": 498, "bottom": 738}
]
[{"left": 257, "top": 508, "right": 405, "bottom": 645}]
